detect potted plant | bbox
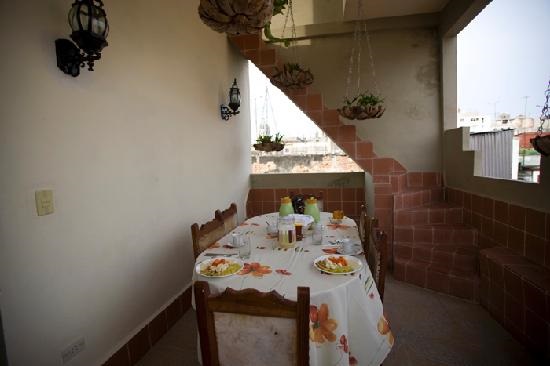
[271,62,314,89]
[338,92,385,120]
[530,80,550,156]
[253,133,285,152]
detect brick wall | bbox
[517,132,550,149]
[246,187,365,223]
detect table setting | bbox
[192,203,393,366]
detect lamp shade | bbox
[68,0,109,55]
[228,79,240,112]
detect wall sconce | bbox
[55,0,109,77]
[220,79,241,121]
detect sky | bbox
[249,62,319,141]
[458,0,550,119]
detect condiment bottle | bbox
[278,216,296,248]
[304,197,321,223]
[279,196,294,217]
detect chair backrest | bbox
[359,205,388,301]
[366,221,388,301]
[215,203,238,235]
[191,217,225,259]
[359,204,369,244]
[194,281,310,366]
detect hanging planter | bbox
[271,62,314,89]
[530,135,550,157]
[530,80,550,156]
[253,133,285,152]
[198,0,273,35]
[339,1,386,121]
[338,93,385,120]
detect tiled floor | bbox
[137,275,543,366]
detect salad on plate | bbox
[197,258,243,277]
[314,255,362,275]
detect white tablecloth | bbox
[192,212,393,366]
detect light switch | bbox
[35,190,54,216]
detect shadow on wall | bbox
[1,309,7,366]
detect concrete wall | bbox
[276,28,442,171]
[0,1,250,365]
[443,128,550,212]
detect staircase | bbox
[392,176,480,302]
[227,33,480,302]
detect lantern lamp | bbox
[221,79,241,121]
[55,0,109,77]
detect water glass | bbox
[238,236,251,259]
[231,233,242,247]
[312,223,323,245]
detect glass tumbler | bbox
[239,236,251,259]
[312,223,324,245]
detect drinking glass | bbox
[239,236,251,259]
[312,223,323,245]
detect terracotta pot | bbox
[531,135,550,157]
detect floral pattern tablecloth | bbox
[192,212,393,366]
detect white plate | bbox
[329,218,343,224]
[286,214,314,226]
[195,257,244,278]
[336,244,363,256]
[313,255,363,275]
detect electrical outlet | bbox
[61,337,85,364]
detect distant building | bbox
[457,110,493,132]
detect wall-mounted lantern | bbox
[55,0,109,77]
[220,79,241,121]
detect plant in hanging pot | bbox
[271,62,314,89]
[253,133,285,152]
[530,80,550,156]
[338,92,385,120]
[198,0,274,35]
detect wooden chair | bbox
[191,217,225,259]
[215,203,238,235]
[359,205,388,301]
[194,281,310,366]
[368,228,388,301]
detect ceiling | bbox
[270,0,451,30]
[343,0,451,20]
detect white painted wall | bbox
[443,128,550,212]
[0,1,250,365]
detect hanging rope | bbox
[344,0,380,98]
[270,0,314,89]
[365,25,380,96]
[339,0,384,120]
[537,79,550,134]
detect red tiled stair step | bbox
[393,258,480,301]
[394,187,444,209]
[394,242,478,273]
[394,224,478,245]
[395,203,463,226]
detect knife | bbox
[203,253,236,257]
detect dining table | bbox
[192,212,394,366]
